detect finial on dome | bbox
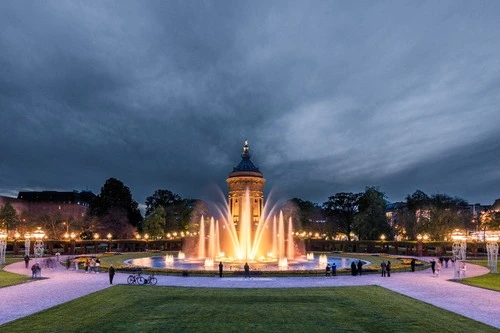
[242,139,250,157]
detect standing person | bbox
[108,264,115,284]
[436,261,442,277]
[219,262,223,278]
[350,262,357,276]
[410,258,416,272]
[357,260,363,275]
[460,262,466,278]
[24,255,30,269]
[96,258,101,273]
[386,261,391,277]
[244,262,250,278]
[444,257,450,268]
[84,258,89,273]
[380,260,387,277]
[430,259,436,275]
[325,263,331,277]
[331,263,337,276]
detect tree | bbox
[416,193,472,240]
[323,192,361,241]
[0,203,19,233]
[478,210,500,238]
[88,178,143,231]
[145,190,182,217]
[355,187,390,240]
[145,189,207,233]
[282,198,325,233]
[142,206,166,238]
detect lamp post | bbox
[0,231,7,265]
[107,233,112,252]
[451,231,466,279]
[70,232,76,255]
[33,227,45,259]
[13,231,20,255]
[417,234,423,256]
[93,233,99,254]
[486,236,499,274]
[144,233,149,251]
[24,233,32,257]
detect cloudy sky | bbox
[1,1,499,210]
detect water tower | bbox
[226,140,265,230]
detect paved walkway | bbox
[1,257,499,328]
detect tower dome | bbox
[226,140,265,230]
[228,140,263,178]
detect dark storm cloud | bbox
[1,1,499,211]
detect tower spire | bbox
[242,139,250,158]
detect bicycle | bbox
[144,272,158,285]
[127,271,145,285]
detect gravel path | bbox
[1,256,498,328]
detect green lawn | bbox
[1,286,496,332]
[0,257,31,288]
[0,269,31,288]
[460,260,500,291]
[460,272,500,291]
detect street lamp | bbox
[451,231,467,279]
[107,233,112,252]
[70,232,76,255]
[0,231,7,265]
[486,235,499,274]
[94,233,99,254]
[33,227,45,259]
[144,233,149,251]
[24,233,32,257]
[14,231,20,255]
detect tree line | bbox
[1,177,499,240]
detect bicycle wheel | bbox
[136,276,145,284]
[127,276,135,284]
[149,277,157,285]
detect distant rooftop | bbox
[17,190,96,205]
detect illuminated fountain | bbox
[178,251,185,260]
[127,141,367,271]
[194,197,297,267]
[165,254,174,266]
[318,254,328,266]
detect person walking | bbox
[430,259,436,275]
[108,264,115,284]
[244,262,250,278]
[380,260,387,277]
[386,261,391,277]
[24,255,30,269]
[96,258,101,273]
[436,261,441,277]
[410,258,416,272]
[357,260,363,275]
[219,262,223,278]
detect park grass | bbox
[0,257,31,288]
[0,269,31,288]
[1,286,496,333]
[458,259,500,291]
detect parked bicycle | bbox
[144,272,158,285]
[127,271,145,285]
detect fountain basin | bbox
[125,255,370,272]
